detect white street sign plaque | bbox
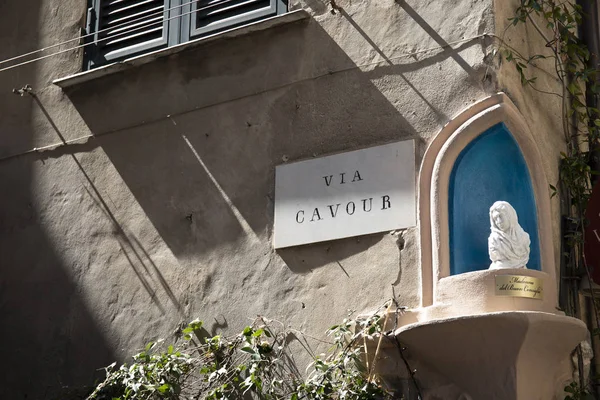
[274,140,415,248]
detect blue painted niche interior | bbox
[449,122,541,275]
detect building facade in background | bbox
[0,0,590,398]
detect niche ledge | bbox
[383,311,586,399]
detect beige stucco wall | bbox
[0,0,569,398]
[494,0,566,281]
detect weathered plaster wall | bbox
[0,0,534,398]
[0,2,116,399]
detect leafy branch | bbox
[86,301,420,400]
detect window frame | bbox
[85,0,287,70]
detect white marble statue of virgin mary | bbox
[488,201,530,269]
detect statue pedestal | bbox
[387,269,558,328]
[427,268,556,321]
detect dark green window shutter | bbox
[185,0,287,40]
[84,0,288,69]
[86,0,180,69]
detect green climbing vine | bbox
[502,0,600,398]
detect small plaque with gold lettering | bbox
[495,275,543,299]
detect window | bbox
[84,0,287,69]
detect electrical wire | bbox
[0,33,494,163]
[1,0,191,66]
[0,0,235,67]
[0,0,235,73]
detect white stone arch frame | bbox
[418,93,555,307]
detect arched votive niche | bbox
[448,122,541,275]
[377,95,589,400]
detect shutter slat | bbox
[197,0,264,15]
[103,0,159,16]
[102,26,163,47]
[102,15,163,37]
[101,0,133,6]
[194,0,273,31]
[102,5,164,28]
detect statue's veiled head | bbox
[490,201,519,233]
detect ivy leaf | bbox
[252,328,264,338]
[157,383,171,394]
[241,346,257,354]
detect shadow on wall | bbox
[0,4,490,398]
[62,9,485,273]
[278,233,388,274]
[0,3,115,399]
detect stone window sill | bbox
[53,9,310,89]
